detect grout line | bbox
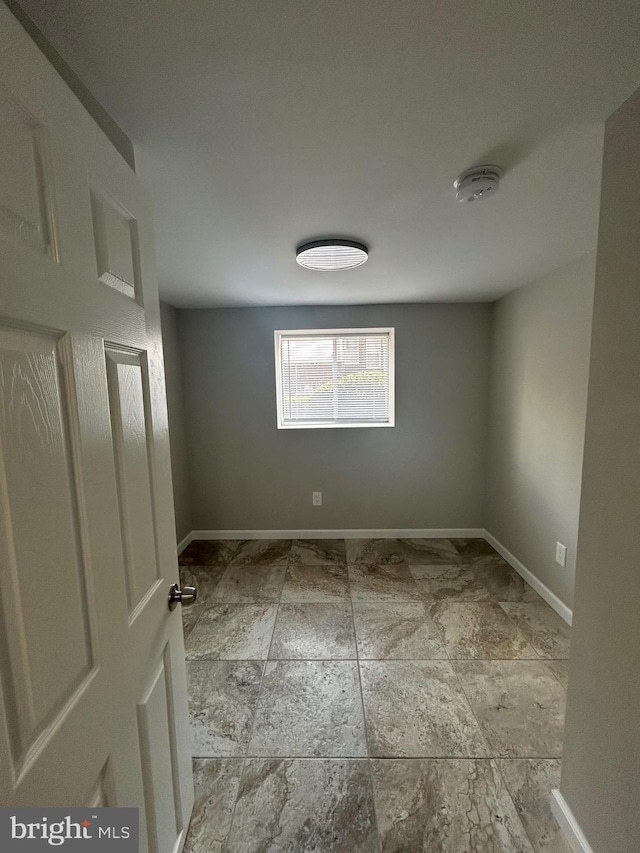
[446,658,494,758]
[345,543,383,852]
[200,756,566,762]
[491,756,541,852]
[237,545,312,763]
[493,757,564,762]
[544,659,571,689]
[495,601,544,660]
[241,659,269,767]
[184,655,563,663]
[182,604,204,646]
[220,754,249,850]
[348,563,370,761]
[184,555,248,850]
[261,542,292,664]
[263,604,281,664]
[439,655,552,662]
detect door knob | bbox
[168,583,198,611]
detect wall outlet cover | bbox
[312,491,322,506]
[555,542,567,567]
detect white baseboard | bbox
[188,528,485,541]
[483,530,573,626]
[177,531,193,555]
[550,789,593,853]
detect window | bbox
[274,327,395,429]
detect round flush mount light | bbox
[295,239,368,271]
[454,165,503,202]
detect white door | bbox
[0,7,194,853]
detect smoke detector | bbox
[454,165,503,202]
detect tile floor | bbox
[179,537,571,852]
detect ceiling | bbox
[16,0,640,307]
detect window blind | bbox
[275,328,395,429]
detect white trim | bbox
[176,531,193,555]
[483,530,572,625]
[188,528,486,541]
[275,420,394,430]
[550,790,594,853]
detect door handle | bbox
[168,583,198,611]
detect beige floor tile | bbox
[346,538,407,566]
[353,602,446,659]
[182,602,203,641]
[372,758,534,852]
[431,601,538,659]
[184,759,243,853]
[496,759,572,852]
[224,758,378,852]
[360,660,489,757]
[453,660,567,758]
[450,538,498,561]
[228,539,291,568]
[281,563,349,602]
[394,537,461,565]
[500,601,571,659]
[349,563,422,602]
[188,660,264,757]
[412,564,493,603]
[180,564,227,606]
[248,660,367,757]
[213,564,286,603]
[179,540,240,567]
[289,538,347,567]
[185,604,277,660]
[346,537,459,567]
[545,660,569,690]
[472,554,543,602]
[269,603,356,659]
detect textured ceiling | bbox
[16,0,640,306]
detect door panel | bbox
[105,347,160,615]
[137,646,185,853]
[90,185,140,301]
[0,325,95,768]
[0,83,59,261]
[0,5,193,849]
[86,760,116,809]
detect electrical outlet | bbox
[555,542,567,567]
[312,491,322,506]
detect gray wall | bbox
[485,253,595,609]
[160,302,192,543]
[559,87,640,852]
[178,304,492,531]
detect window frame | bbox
[274,326,395,430]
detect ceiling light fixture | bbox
[454,165,503,202]
[296,239,368,271]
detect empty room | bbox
[0,2,639,852]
